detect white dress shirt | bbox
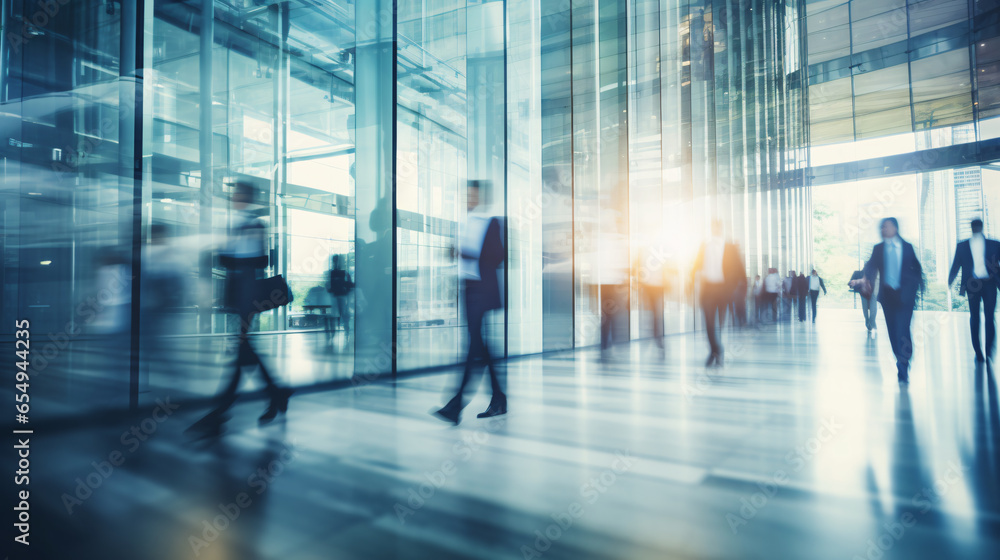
[460,210,494,281]
[970,233,989,279]
[883,236,903,289]
[764,273,781,293]
[701,237,725,284]
[809,275,821,291]
[227,210,266,259]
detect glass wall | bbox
[807,0,1000,313]
[1,0,812,415]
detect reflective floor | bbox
[24,310,1000,559]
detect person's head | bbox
[755,275,760,280]
[811,269,817,275]
[332,254,341,269]
[880,217,899,239]
[232,181,256,210]
[972,218,984,234]
[467,179,484,210]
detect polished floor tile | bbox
[20,309,1000,559]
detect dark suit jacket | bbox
[948,237,1000,296]
[862,238,923,308]
[463,217,505,311]
[794,275,809,296]
[221,217,269,314]
[691,241,745,292]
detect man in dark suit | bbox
[691,220,746,366]
[435,180,506,424]
[189,182,293,437]
[851,217,923,383]
[795,272,809,322]
[948,219,1000,362]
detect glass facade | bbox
[3,0,814,414]
[807,0,1000,313]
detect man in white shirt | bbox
[851,217,923,382]
[948,219,1000,362]
[435,180,507,424]
[763,268,781,322]
[691,220,745,366]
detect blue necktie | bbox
[885,243,900,290]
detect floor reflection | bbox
[27,310,1000,559]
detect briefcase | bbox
[253,274,294,313]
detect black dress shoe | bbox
[477,396,508,419]
[705,353,717,367]
[259,388,293,425]
[278,387,293,413]
[433,406,461,425]
[187,413,229,437]
[258,405,279,425]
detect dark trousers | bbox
[809,290,819,320]
[642,285,664,346]
[967,280,997,358]
[880,288,914,378]
[763,292,779,321]
[600,283,628,352]
[797,294,807,321]
[734,289,747,327]
[213,311,281,415]
[701,282,728,356]
[453,292,504,408]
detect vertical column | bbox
[540,0,574,351]
[273,2,290,330]
[121,0,146,410]
[468,0,507,355]
[354,0,396,376]
[572,0,598,347]
[597,0,630,338]
[198,0,213,334]
[506,0,544,355]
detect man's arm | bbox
[948,243,962,288]
[988,240,1000,283]
[861,245,879,284]
[820,277,827,295]
[481,218,504,269]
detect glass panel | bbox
[909,0,968,35]
[911,48,972,129]
[807,3,850,64]
[395,1,469,370]
[809,77,854,145]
